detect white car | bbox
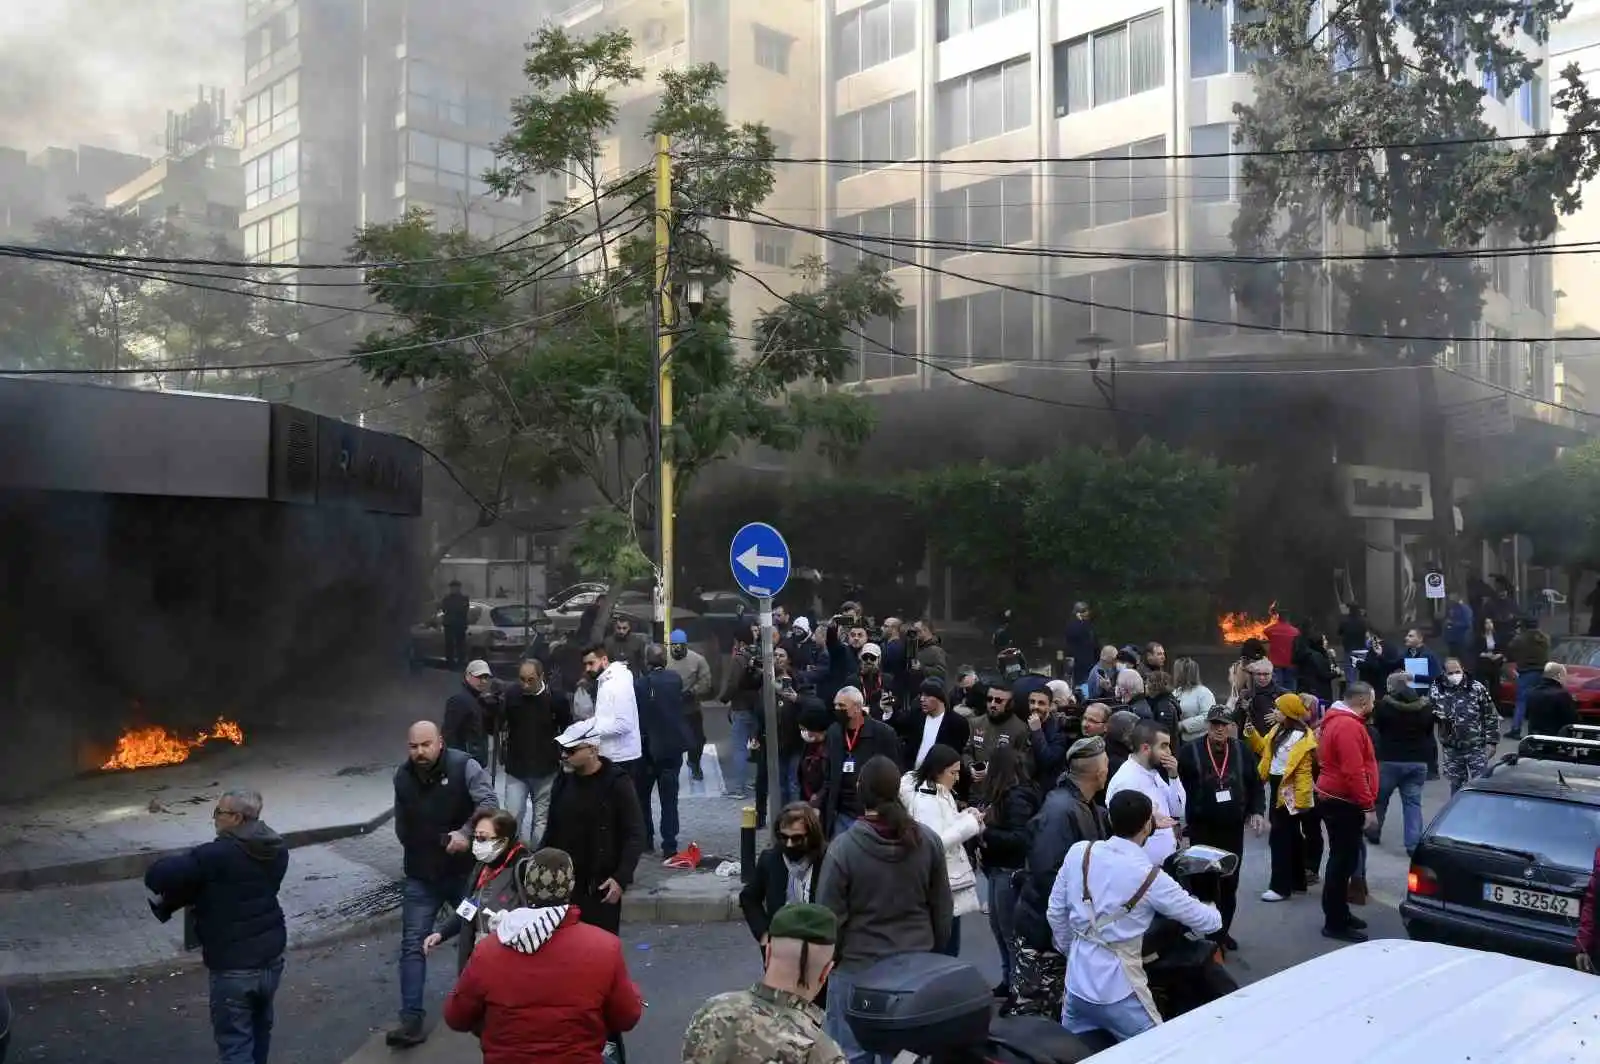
[410,599,551,670]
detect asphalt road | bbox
[7,826,1406,1064]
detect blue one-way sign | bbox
[729,522,791,599]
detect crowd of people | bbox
[141,591,1600,1064]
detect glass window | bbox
[967,179,1002,246]
[243,205,298,264]
[1193,263,1232,337]
[938,0,1029,41]
[1054,163,1091,234]
[1052,273,1093,352]
[246,3,300,82]
[859,310,918,380]
[1129,136,1167,219]
[936,296,969,359]
[1093,25,1130,106]
[1003,288,1034,358]
[243,73,299,146]
[834,94,917,177]
[1095,268,1133,349]
[938,57,1031,149]
[1129,13,1164,95]
[754,24,793,74]
[892,95,917,158]
[934,186,966,260]
[1190,123,1234,203]
[1520,71,1543,126]
[1092,150,1131,227]
[1431,792,1600,872]
[1189,0,1228,77]
[836,0,916,78]
[1001,173,1032,243]
[244,140,300,210]
[753,225,793,267]
[1131,263,1167,345]
[970,290,1005,364]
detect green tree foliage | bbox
[1467,440,1600,569]
[349,28,899,583]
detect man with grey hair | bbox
[145,787,288,1064]
[1318,683,1379,941]
[820,685,900,839]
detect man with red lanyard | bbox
[1176,706,1265,952]
[817,686,900,839]
[1577,842,1600,974]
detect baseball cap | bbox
[466,660,493,678]
[860,642,882,660]
[555,719,601,749]
[1205,705,1232,723]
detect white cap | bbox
[555,719,601,749]
[466,660,493,678]
[792,617,812,633]
[860,642,882,659]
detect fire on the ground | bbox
[1217,602,1277,645]
[101,717,245,771]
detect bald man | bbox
[389,721,498,1048]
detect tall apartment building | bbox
[240,0,550,274]
[1550,0,1600,412]
[553,0,822,361]
[818,0,1557,403]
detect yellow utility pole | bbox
[653,133,675,641]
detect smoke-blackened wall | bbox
[0,491,423,799]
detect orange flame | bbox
[101,717,245,771]
[1218,602,1279,645]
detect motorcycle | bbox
[844,846,1240,1063]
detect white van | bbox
[1084,939,1597,1063]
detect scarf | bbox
[782,854,813,904]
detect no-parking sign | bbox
[1424,571,1446,599]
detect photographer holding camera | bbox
[144,788,288,1064]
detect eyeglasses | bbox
[472,834,498,843]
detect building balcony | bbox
[612,41,686,103]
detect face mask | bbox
[471,839,503,862]
[1446,671,1464,684]
[783,841,808,857]
[799,730,819,744]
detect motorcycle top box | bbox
[844,952,993,1057]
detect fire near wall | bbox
[0,490,423,801]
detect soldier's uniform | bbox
[1430,675,1501,792]
[681,983,844,1064]
[682,902,845,1064]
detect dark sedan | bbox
[1400,735,1600,966]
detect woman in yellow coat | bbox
[1243,693,1319,902]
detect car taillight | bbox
[1408,864,1440,898]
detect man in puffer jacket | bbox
[445,848,643,1064]
[1371,671,1436,854]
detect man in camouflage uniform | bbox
[682,902,845,1064]
[1429,656,1501,794]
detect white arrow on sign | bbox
[736,544,785,576]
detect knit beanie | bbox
[521,847,575,905]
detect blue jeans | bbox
[987,869,1019,988]
[504,773,555,844]
[728,709,758,794]
[209,958,284,1064]
[1064,992,1157,1042]
[1275,666,1297,691]
[1376,761,1428,851]
[400,876,458,1020]
[830,813,858,840]
[941,914,962,958]
[1513,669,1540,731]
[782,751,801,806]
[824,967,894,1064]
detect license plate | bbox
[1482,882,1578,917]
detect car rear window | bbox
[1548,640,1600,668]
[1430,791,1600,870]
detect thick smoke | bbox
[0,0,238,153]
[0,491,424,800]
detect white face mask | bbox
[1446,671,1465,685]
[471,839,504,863]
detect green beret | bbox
[767,902,837,945]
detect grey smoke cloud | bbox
[0,0,240,154]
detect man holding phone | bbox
[1104,721,1186,866]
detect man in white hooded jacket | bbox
[581,642,642,767]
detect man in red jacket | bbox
[1264,611,1302,692]
[1577,843,1600,973]
[444,847,643,1063]
[1316,682,1379,944]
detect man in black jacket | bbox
[145,787,288,1064]
[817,686,901,838]
[542,719,647,935]
[502,659,571,844]
[443,659,497,768]
[636,644,690,855]
[1008,736,1110,1019]
[389,720,498,1047]
[1177,706,1265,951]
[1525,662,1579,737]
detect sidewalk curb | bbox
[1,907,403,990]
[0,809,396,892]
[621,887,743,925]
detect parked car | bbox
[409,599,552,672]
[542,583,609,633]
[1494,635,1600,717]
[1400,733,1600,966]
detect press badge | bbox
[842,759,856,774]
[455,899,480,921]
[1214,790,1232,803]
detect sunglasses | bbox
[986,695,1009,705]
[779,832,808,843]
[861,655,879,663]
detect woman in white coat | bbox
[901,743,984,956]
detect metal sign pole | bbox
[759,595,782,832]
